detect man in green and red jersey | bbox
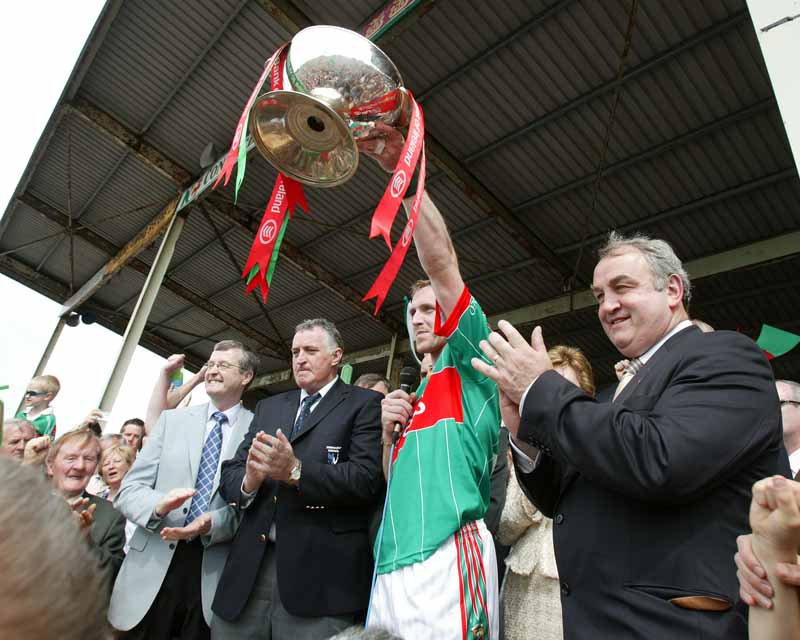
[361,126,501,639]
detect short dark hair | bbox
[409,279,432,298]
[121,418,144,430]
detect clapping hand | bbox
[161,513,211,541]
[471,321,552,405]
[154,487,196,518]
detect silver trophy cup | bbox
[248,25,412,188]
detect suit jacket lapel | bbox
[292,380,349,443]
[187,404,209,482]
[617,325,698,402]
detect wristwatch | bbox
[289,459,302,482]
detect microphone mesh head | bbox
[399,366,419,388]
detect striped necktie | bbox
[291,393,320,439]
[613,357,643,401]
[185,411,226,525]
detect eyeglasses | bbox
[204,361,242,372]
[781,400,800,408]
[24,390,48,397]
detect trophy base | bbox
[249,90,358,188]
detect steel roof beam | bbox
[66,99,191,187]
[206,199,405,334]
[17,191,286,357]
[464,10,749,165]
[0,252,204,370]
[247,228,800,388]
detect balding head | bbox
[2,420,36,460]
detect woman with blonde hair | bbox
[498,345,595,640]
[98,444,135,502]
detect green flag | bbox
[756,324,800,359]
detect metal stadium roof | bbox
[2,0,798,399]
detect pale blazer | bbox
[108,403,253,631]
[498,470,559,579]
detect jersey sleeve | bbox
[434,286,492,381]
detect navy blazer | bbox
[515,326,789,639]
[213,379,383,621]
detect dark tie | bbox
[185,411,226,525]
[291,393,321,439]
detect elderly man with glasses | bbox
[108,340,258,640]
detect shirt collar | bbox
[789,448,800,478]
[637,319,693,365]
[300,376,338,403]
[207,401,242,426]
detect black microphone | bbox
[393,365,420,444]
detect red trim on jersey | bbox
[434,286,471,339]
[465,524,488,618]
[455,530,468,640]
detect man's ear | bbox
[665,274,684,309]
[241,369,254,388]
[331,348,343,368]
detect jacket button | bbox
[561,582,570,596]
[555,513,564,525]
[273,496,277,503]
[183,507,188,514]
[169,543,175,550]
[259,534,267,543]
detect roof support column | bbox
[15,316,67,415]
[99,206,185,411]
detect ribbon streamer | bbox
[369,95,424,249]
[213,46,286,196]
[363,139,426,314]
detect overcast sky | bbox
[0,2,206,432]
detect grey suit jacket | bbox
[107,403,253,630]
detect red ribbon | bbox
[239,44,309,303]
[213,45,285,191]
[369,95,424,249]
[242,175,308,302]
[363,138,426,314]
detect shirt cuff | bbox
[240,479,257,509]
[509,435,541,474]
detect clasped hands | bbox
[735,475,800,609]
[243,429,299,493]
[470,320,553,437]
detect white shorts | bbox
[369,519,498,640]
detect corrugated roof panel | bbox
[26,115,129,217]
[81,0,241,133]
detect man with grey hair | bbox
[473,231,787,638]
[109,340,258,639]
[212,318,383,639]
[1,418,36,460]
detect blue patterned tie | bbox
[291,393,320,439]
[186,411,226,525]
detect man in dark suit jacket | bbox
[212,318,384,640]
[473,232,788,639]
